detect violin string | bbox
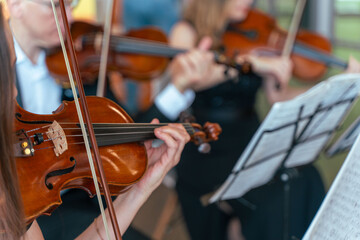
[84,33,174,50]
[31,129,194,147]
[60,126,195,131]
[26,125,194,133]
[44,138,56,143]
[34,135,163,153]
[24,123,196,147]
[34,146,55,151]
[37,122,192,126]
[34,128,194,140]
[110,36,184,54]
[110,41,182,57]
[25,128,195,140]
[24,123,193,135]
[34,135,158,152]
[57,123,195,132]
[25,125,52,134]
[82,33,183,57]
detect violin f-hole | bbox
[45,157,76,190]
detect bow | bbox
[50,0,123,239]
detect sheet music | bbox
[210,73,360,203]
[326,115,360,156]
[303,133,360,240]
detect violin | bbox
[222,9,348,82]
[14,96,222,223]
[46,21,238,87]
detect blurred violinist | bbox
[156,0,327,239]
[0,2,192,239]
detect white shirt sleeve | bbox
[154,84,195,121]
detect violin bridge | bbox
[46,121,68,157]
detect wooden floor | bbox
[130,184,190,240]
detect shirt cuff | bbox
[154,84,195,121]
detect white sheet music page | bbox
[303,133,360,240]
[209,73,360,203]
[326,115,360,156]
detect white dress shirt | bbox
[14,38,193,118]
[14,39,63,114]
[155,84,195,120]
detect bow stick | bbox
[96,0,114,97]
[52,1,122,239]
[96,0,123,97]
[282,0,307,57]
[275,0,307,90]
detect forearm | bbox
[76,187,149,240]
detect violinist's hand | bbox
[244,55,293,90]
[346,56,360,73]
[170,37,228,92]
[76,118,189,240]
[134,118,190,196]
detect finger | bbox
[150,118,160,124]
[167,123,191,142]
[155,125,189,157]
[186,51,204,70]
[185,53,208,79]
[144,139,154,152]
[198,36,212,51]
[179,54,197,75]
[154,129,180,164]
[159,129,189,164]
[144,119,160,150]
[155,126,187,145]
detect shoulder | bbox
[169,21,197,49]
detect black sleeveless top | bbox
[177,73,262,195]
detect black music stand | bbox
[209,74,360,240]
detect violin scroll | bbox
[179,110,222,153]
[189,122,222,154]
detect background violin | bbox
[14,96,221,223]
[46,21,239,88]
[46,21,170,87]
[222,9,348,82]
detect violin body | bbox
[15,97,147,223]
[223,9,332,82]
[15,96,222,223]
[46,21,169,86]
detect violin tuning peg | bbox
[198,143,211,154]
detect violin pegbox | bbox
[46,121,68,157]
[190,122,222,154]
[202,122,222,142]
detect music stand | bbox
[209,73,360,240]
[326,114,360,157]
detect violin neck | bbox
[89,123,194,146]
[84,34,229,66]
[293,42,348,69]
[110,36,186,58]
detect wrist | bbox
[172,77,189,93]
[115,184,150,207]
